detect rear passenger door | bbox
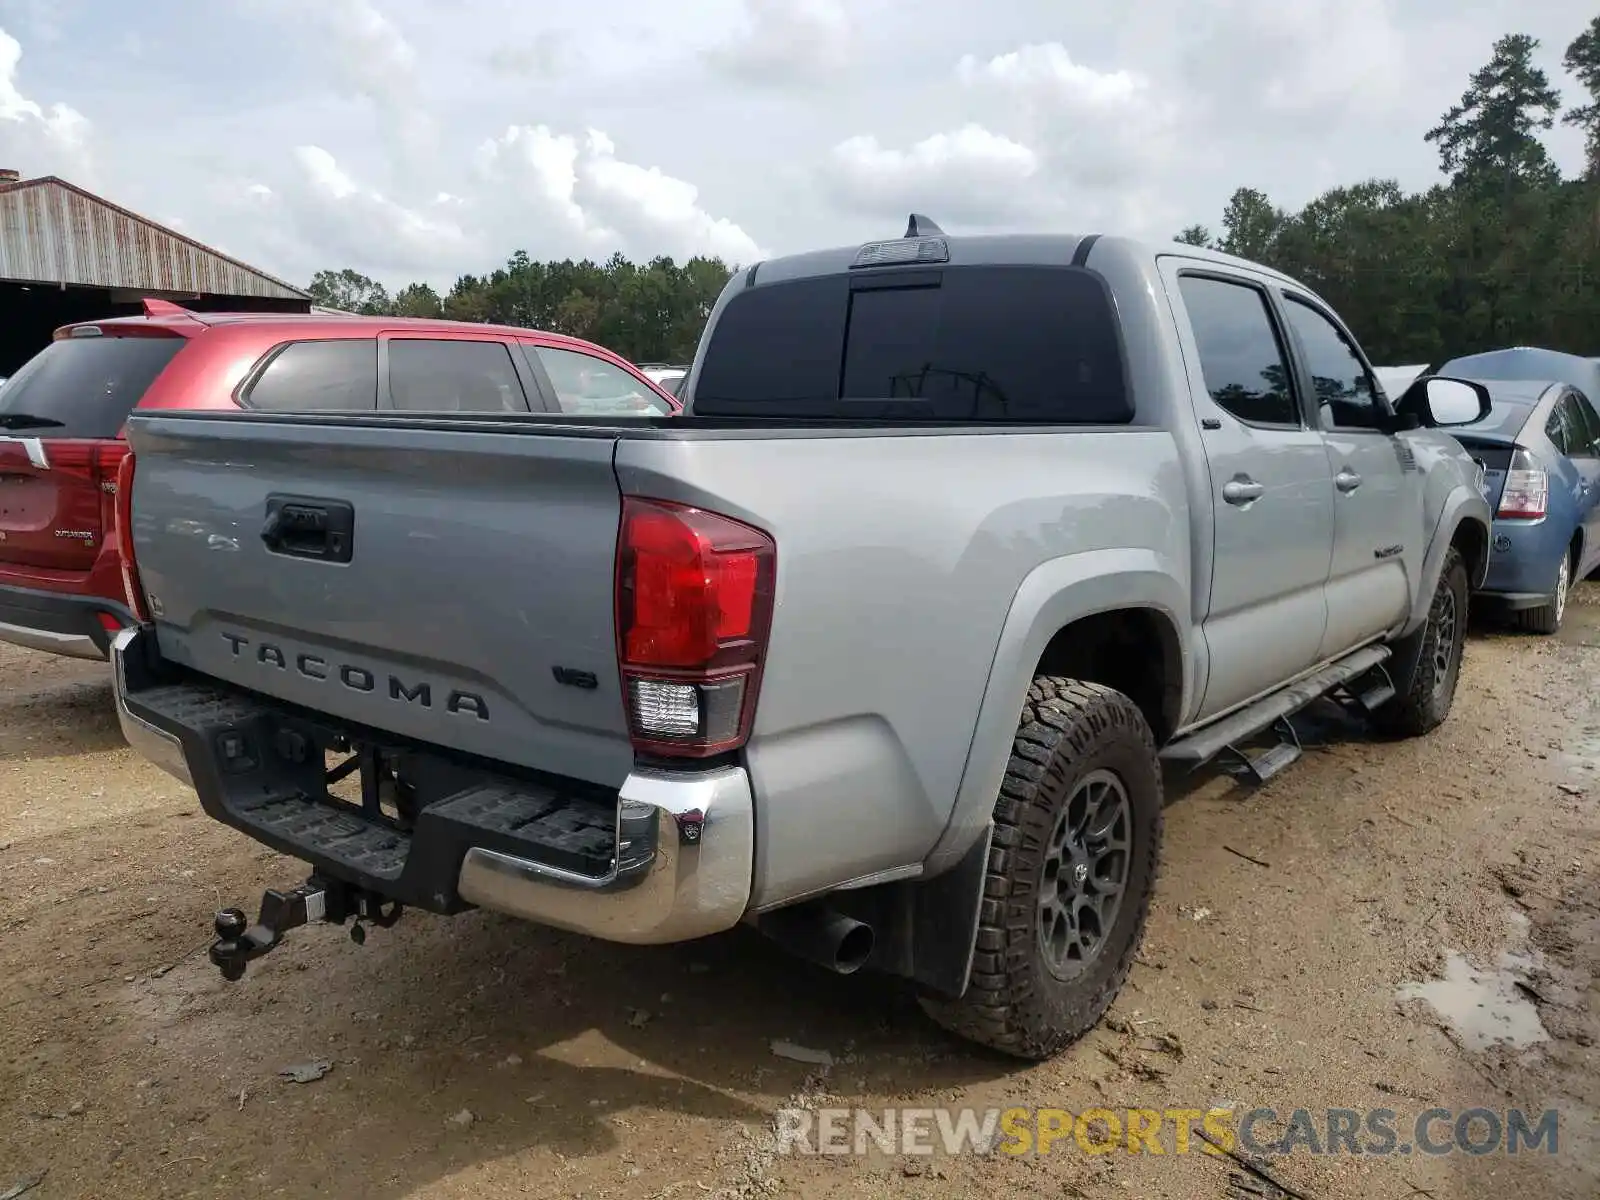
[1161,263,1336,719]
[1277,291,1416,659]
[378,336,535,414]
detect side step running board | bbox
[1219,716,1302,784]
[1160,645,1392,774]
[1347,663,1397,712]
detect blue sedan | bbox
[1434,350,1600,633]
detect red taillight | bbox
[1497,448,1548,520]
[615,497,776,757]
[115,451,150,621]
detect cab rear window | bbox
[0,334,185,438]
[692,264,1132,423]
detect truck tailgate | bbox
[123,413,633,789]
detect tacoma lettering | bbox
[221,633,489,720]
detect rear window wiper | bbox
[0,413,66,430]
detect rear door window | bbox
[246,340,377,411]
[387,338,529,413]
[0,333,185,437]
[692,265,1132,422]
[1176,276,1299,427]
[532,346,674,415]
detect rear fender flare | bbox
[920,548,1190,877]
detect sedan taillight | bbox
[1497,448,1548,520]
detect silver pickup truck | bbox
[110,222,1493,1060]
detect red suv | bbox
[0,301,681,661]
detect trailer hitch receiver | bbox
[209,876,403,982]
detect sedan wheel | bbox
[1516,549,1571,636]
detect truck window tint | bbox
[533,346,673,415]
[1281,296,1383,431]
[692,266,1132,423]
[1177,276,1298,427]
[0,334,184,438]
[388,339,527,413]
[247,340,377,411]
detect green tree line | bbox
[1176,17,1600,364]
[311,17,1600,370]
[306,252,734,365]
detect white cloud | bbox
[0,27,91,180]
[956,42,1148,111]
[957,42,1182,188]
[827,125,1041,223]
[825,41,1183,231]
[1151,0,1409,130]
[485,29,568,80]
[704,0,853,86]
[473,125,765,267]
[275,0,436,169]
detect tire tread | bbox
[920,678,1162,1059]
[1370,546,1467,737]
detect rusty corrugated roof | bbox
[0,176,308,299]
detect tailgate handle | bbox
[261,496,354,564]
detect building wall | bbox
[0,179,305,300]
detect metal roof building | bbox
[0,169,310,373]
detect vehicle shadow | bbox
[0,669,125,762]
[107,871,1012,1197]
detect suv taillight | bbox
[615,497,776,757]
[1498,448,1548,519]
[115,452,150,621]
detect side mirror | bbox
[1395,375,1492,429]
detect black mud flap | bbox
[825,825,994,1000]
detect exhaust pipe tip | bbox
[833,920,874,974]
[758,905,876,976]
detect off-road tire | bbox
[1513,547,1571,636]
[919,678,1163,1060]
[1369,546,1468,738]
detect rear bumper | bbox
[110,627,755,945]
[1476,518,1569,602]
[0,583,131,660]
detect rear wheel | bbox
[919,678,1162,1060]
[1514,547,1572,635]
[1369,546,1468,738]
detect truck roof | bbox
[745,222,1302,290]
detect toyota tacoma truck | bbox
[110,220,1494,1060]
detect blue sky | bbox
[0,0,1593,292]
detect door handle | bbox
[1336,469,1362,493]
[261,495,355,563]
[1222,477,1265,506]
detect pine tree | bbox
[1563,17,1600,178]
[1425,33,1562,190]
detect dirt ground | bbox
[2,597,1598,1200]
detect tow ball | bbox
[208,876,404,982]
